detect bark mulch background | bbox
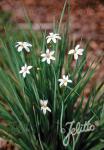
[0,0,104,149]
[0,0,104,49]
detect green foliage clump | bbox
[0,1,104,150]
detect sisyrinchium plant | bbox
[0,1,104,150]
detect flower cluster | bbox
[58,75,72,87]
[15,42,32,52]
[16,42,33,78]
[15,33,84,115]
[41,49,55,64]
[40,100,51,115]
[68,44,84,60]
[46,33,61,43]
[19,64,33,78]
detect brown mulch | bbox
[0,138,18,150]
[0,0,104,47]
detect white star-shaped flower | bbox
[68,44,84,60]
[15,42,32,52]
[58,75,72,87]
[19,64,33,78]
[40,100,51,115]
[41,49,55,64]
[46,32,61,44]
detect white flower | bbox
[68,44,84,60]
[15,42,32,52]
[58,75,72,87]
[40,100,51,115]
[19,64,33,78]
[46,32,61,43]
[41,49,55,64]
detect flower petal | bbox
[66,75,69,80]
[63,75,66,79]
[24,46,30,52]
[24,64,27,68]
[46,49,50,54]
[75,44,80,51]
[47,107,51,112]
[43,108,47,115]
[74,53,78,60]
[23,72,26,78]
[55,35,61,40]
[68,80,72,83]
[52,38,57,43]
[76,49,84,55]
[64,82,67,86]
[47,59,51,64]
[50,51,55,55]
[43,100,48,106]
[58,79,63,82]
[60,82,64,87]
[23,42,32,47]
[47,38,51,44]
[27,66,33,70]
[42,57,46,62]
[41,53,46,57]
[50,56,55,60]
[40,100,44,106]
[15,44,19,47]
[26,70,30,74]
[68,49,75,54]
[19,70,23,74]
[16,42,22,44]
[17,46,23,52]
[49,33,54,36]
